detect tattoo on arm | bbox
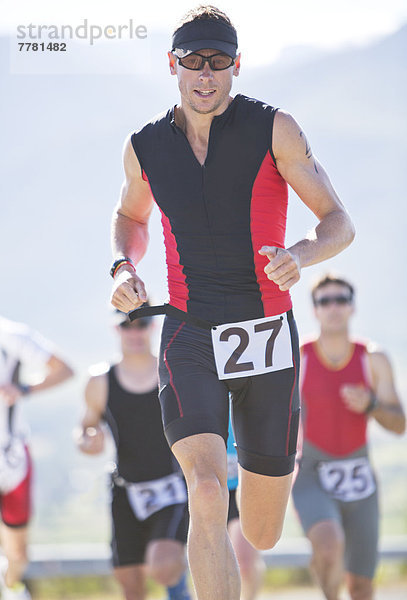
[300,131,319,173]
[300,131,312,158]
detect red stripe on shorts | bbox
[163,322,185,418]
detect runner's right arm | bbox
[110,134,154,313]
[75,372,108,455]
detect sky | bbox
[2,0,407,67]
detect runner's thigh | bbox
[342,490,379,578]
[159,317,230,447]
[292,458,341,534]
[111,484,147,567]
[231,312,300,477]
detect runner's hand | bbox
[258,246,301,291]
[75,426,105,454]
[0,383,22,406]
[340,384,371,413]
[110,267,147,313]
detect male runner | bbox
[227,421,264,600]
[0,314,73,600]
[76,310,190,600]
[109,6,355,599]
[292,274,405,600]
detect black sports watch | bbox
[18,383,31,396]
[365,392,379,414]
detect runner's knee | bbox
[149,555,185,587]
[309,522,345,567]
[237,553,263,579]
[188,474,228,523]
[146,539,187,587]
[347,574,373,600]
[241,518,283,551]
[313,542,343,570]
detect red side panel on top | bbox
[250,150,292,317]
[159,209,189,312]
[142,171,188,312]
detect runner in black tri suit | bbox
[109,6,355,599]
[76,311,190,600]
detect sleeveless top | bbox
[131,94,292,324]
[300,341,371,456]
[103,366,179,482]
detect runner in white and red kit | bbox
[0,315,73,600]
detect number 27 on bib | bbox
[211,313,293,380]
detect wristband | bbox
[18,383,31,396]
[365,392,378,414]
[110,257,135,279]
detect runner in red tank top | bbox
[293,274,405,600]
[301,340,371,456]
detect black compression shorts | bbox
[111,483,188,567]
[158,312,300,477]
[227,489,239,523]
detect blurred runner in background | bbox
[76,310,191,600]
[293,274,405,600]
[0,315,73,600]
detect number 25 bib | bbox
[211,313,293,380]
[318,457,376,502]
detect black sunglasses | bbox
[173,51,235,71]
[119,317,152,330]
[314,295,353,307]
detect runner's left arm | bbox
[0,353,73,406]
[341,351,405,434]
[26,354,74,393]
[259,111,355,291]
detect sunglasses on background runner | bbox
[173,51,235,71]
[119,317,152,330]
[314,295,353,307]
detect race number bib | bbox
[126,472,187,521]
[318,457,376,502]
[0,438,29,494]
[211,313,293,380]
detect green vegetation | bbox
[27,563,407,599]
[29,575,171,599]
